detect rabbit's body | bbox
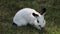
[13,8,46,30]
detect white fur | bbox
[13,8,46,30]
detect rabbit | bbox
[13,8,46,30]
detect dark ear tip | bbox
[32,13,39,17]
[40,8,46,15]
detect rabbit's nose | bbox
[39,25,41,28]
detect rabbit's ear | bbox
[32,13,39,17]
[40,8,46,16]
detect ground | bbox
[0,0,60,34]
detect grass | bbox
[0,0,60,34]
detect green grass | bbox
[0,0,60,34]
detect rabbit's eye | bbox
[37,20,39,23]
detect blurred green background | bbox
[0,0,60,34]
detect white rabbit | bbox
[13,8,46,30]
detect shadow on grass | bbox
[38,28,48,34]
[11,23,48,34]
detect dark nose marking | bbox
[13,23,17,27]
[39,25,41,28]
